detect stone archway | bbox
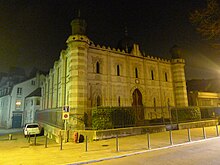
[132,89,144,126]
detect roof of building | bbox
[187,79,220,93]
[26,88,41,98]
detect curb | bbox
[69,136,220,165]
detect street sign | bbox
[62,112,69,120]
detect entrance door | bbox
[12,113,22,128]
[132,89,144,125]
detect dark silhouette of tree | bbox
[190,0,220,40]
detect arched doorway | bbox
[132,89,144,126]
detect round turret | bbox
[71,10,87,35]
[170,45,182,59]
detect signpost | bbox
[63,106,70,142]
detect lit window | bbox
[16,100,22,109]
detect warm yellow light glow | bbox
[16,101,21,105]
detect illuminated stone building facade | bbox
[41,15,188,129]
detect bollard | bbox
[216,125,219,137]
[28,133,31,143]
[116,134,119,152]
[187,128,191,142]
[34,134,37,146]
[45,134,48,148]
[147,132,151,150]
[85,136,88,152]
[8,134,12,140]
[202,127,206,139]
[60,132,63,150]
[169,130,173,145]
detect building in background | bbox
[0,71,45,128]
[41,14,188,130]
[187,79,220,107]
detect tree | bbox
[190,0,220,40]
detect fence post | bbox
[28,133,31,143]
[116,134,119,152]
[147,132,151,150]
[202,127,206,139]
[216,125,219,137]
[187,128,191,142]
[60,131,63,150]
[34,134,37,146]
[169,130,173,145]
[45,134,48,148]
[85,136,88,152]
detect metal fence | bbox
[35,106,220,130]
[35,108,64,129]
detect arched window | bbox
[96,62,100,74]
[135,68,138,78]
[117,65,120,76]
[118,96,121,106]
[165,72,168,82]
[151,70,154,80]
[97,95,101,106]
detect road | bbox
[92,137,220,165]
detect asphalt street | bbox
[92,137,220,165]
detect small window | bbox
[165,72,168,82]
[135,68,138,78]
[31,80,35,85]
[117,65,120,76]
[17,88,22,95]
[118,96,121,106]
[96,62,100,74]
[31,100,33,106]
[151,70,154,80]
[36,99,40,105]
[97,95,101,106]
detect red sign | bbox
[62,112,69,120]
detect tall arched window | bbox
[151,70,154,80]
[96,62,100,74]
[135,68,138,78]
[117,65,120,76]
[165,72,168,82]
[97,95,101,106]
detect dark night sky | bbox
[0,0,220,80]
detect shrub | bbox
[171,107,201,123]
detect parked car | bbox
[23,123,40,137]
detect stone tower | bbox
[170,45,188,107]
[66,12,90,129]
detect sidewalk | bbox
[0,126,219,165]
[0,128,22,135]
